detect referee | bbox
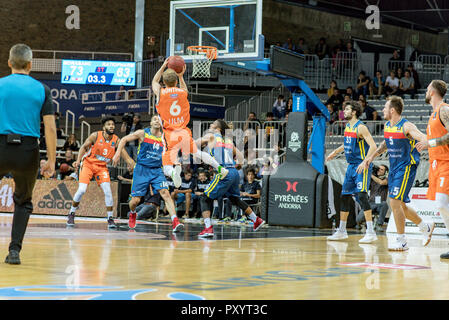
[0,44,56,265]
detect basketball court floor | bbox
[0,213,448,300]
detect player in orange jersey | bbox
[152,59,228,188]
[416,80,449,259]
[66,117,133,228]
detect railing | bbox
[81,121,91,144]
[65,110,75,135]
[31,49,133,73]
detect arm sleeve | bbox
[41,84,55,116]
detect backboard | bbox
[168,0,264,62]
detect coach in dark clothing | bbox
[0,44,56,264]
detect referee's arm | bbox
[41,85,57,178]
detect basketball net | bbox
[187,46,217,78]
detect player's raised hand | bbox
[176,64,186,77]
[112,153,121,167]
[416,141,429,152]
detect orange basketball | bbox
[59,163,70,173]
[167,55,185,73]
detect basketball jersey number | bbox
[103,148,108,156]
[345,136,351,144]
[440,177,445,188]
[103,171,108,179]
[170,100,181,116]
[389,137,394,145]
[392,186,400,196]
[357,182,363,190]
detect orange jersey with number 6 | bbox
[156,87,190,130]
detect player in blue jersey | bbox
[195,120,265,237]
[326,101,379,243]
[366,96,435,251]
[112,115,183,232]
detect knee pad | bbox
[357,192,371,211]
[100,182,114,207]
[229,196,250,212]
[73,183,88,202]
[340,194,352,212]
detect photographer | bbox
[356,164,389,231]
[120,113,142,160]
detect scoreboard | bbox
[61,60,136,86]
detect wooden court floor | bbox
[0,213,448,300]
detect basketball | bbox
[167,55,185,73]
[59,163,70,173]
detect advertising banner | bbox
[0,179,117,218]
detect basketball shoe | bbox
[198,226,214,238]
[128,212,137,229]
[172,217,184,232]
[253,217,265,231]
[67,213,75,227]
[4,250,20,265]
[421,222,435,246]
[388,236,409,251]
[327,229,348,241]
[358,232,378,243]
[108,217,117,228]
[172,165,182,188]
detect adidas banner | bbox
[0,179,118,217]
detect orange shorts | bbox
[79,161,110,185]
[162,127,198,166]
[427,159,449,200]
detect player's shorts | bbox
[79,161,110,185]
[204,168,240,200]
[388,164,417,203]
[162,127,198,166]
[341,163,372,195]
[427,159,449,201]
[131,164,168,197]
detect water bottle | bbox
[57,173,61,180]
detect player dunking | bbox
[67,117,131,228]
[326,101,379,243]
[366,96,434,251]
[195,120,265,237]
[416,80,449,259]
[112,114,183,232]
[152,59,228,188]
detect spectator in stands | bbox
[407,63,421,89]
[117,166,133,183]
[369,70,384,99]
[116,85,126,100]
[286,97,293,114]
[388,49,403,72]
[172,169,195,218]
[333,39,345,54]
[356,71,370,97]
[63,133,79,151]
[345,41,355,54]
[272,94,286,119]
[359,95,378,121]
[314,37,329,60]
[326,88,344,109]
[327,80,338,98]
[37,159,50,180]
[283,38,296,51]
[55,112,63,139]
[240,169,261,206]
[343,94,351,102]
[135,186,161,220]
[356,164,389,231]
[399,70,416,99]
[192,170,211,218]
[296,38,309,54]
[345,86,357,100]
[327,104,339,125]
[243,111,262,131]
[385,70,399,96]
[57,150,75,180]
[121,113,142,160]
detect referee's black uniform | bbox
[0,70,55,264]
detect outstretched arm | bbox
[176,65,188,93]
[74,132,98,168]
[326,144,344,161]
[112,130,144,166]
[152,58,169,102]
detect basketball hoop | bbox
[187,46,217,78]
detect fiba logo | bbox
[365,5,380,30]
[288,132,301,152]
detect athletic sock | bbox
[171,215,176,221]
[339,220,347,232]
[247,212,257,222]
[204,218,211,228]
[418,221,427,232]
[366,221,374,233]
[107,211,113,219]
[70,206,78,214]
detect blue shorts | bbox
[388,164,417,203]
[175,193,197,204]
[131,164,168,197]
[341,163,372,195]
[204,168,240,200]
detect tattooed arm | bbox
[430,105,449,147]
